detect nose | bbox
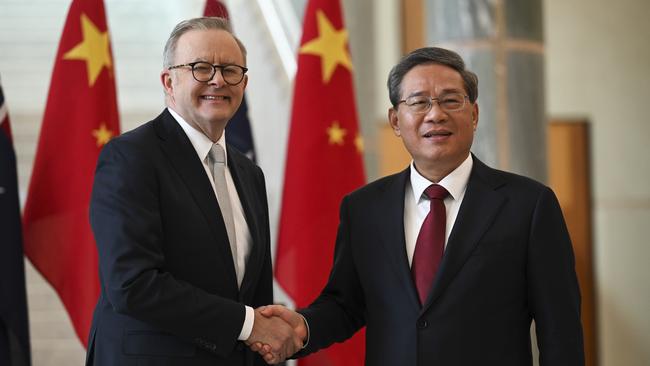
[424,100,448,123]
[208,68,226,87]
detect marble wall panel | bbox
[507,51,547,182]
[505,0,544,41]
[463,49,500,169]
[425,0,496,41]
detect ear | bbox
[388,107,401,136]
[471,102,479,131]
[161,69,173,96]
[242,74,248,91]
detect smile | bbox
[423,130,452,138]
[201,95,229,101]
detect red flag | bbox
[203,0,229,18]
[275,0,366,364]
[22,0,120,347]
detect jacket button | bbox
[417,320,428,329]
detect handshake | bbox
[245,305,308,364]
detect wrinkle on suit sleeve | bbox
[90,139,245,357]
[526,186,585,365]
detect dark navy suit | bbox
[299,156,584,366]
[86,109,272,366]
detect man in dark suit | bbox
[255,47,584,365]
[86,17,301,366]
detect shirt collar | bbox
[409,154,473,203]
[168,107,228,165]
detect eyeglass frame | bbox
[167,61,248,85]
[397,92,470,114]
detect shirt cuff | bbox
[237,305,254,341]
[299,314,310,349]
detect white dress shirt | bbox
[168,108,254,340]
[404,154,473,266]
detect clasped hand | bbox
[245,305,307,364]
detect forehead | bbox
[400,63,465,95]
[174,28,244,64]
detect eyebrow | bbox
[405,88,464,98]
[189,58,241,65]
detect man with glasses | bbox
[86,17,301,366]
[254,47,584,365]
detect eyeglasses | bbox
[168,61,248,85]
[398,92,469,114]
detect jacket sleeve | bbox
[527,186,585,365]
[297,194,366,355]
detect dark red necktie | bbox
[411,184,449,305]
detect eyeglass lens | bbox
[406,93,466,113]
[191,62,245,85]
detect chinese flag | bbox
[275,0,366,365]
[22,0,120,347]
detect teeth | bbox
[202,96,226,100]
[424,131,449,137]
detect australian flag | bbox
[204,0,257,162]
[0,78,32,366]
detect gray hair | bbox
[163,17,247,68]
[387,47,478,107]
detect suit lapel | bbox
[377,168,422,310]
[227,147,264,301]
[422,157,506,311]
[154,110,239,288]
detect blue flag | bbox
[226,98,256,162]
[0,80,32,366]
[203,0,257,162]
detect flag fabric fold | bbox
[0,77,32,366]
[204,0,257,161]
[275,0,366,364]
[22,0,120,347]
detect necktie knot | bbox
[209,143,226,165]
[424,184,449,201]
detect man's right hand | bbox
[249,305,308,364]
[245,307,303,364]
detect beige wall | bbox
[544,0,650,365]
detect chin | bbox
[422,150,448,161]
[202,112,231,122]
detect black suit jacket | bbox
[299,156,584,366]
[86,110,272,366]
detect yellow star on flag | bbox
[300,9,353,83]
[92,123,114,147]
[354,134,364,153]
[327,122,347,145]
[63,13,112,87]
